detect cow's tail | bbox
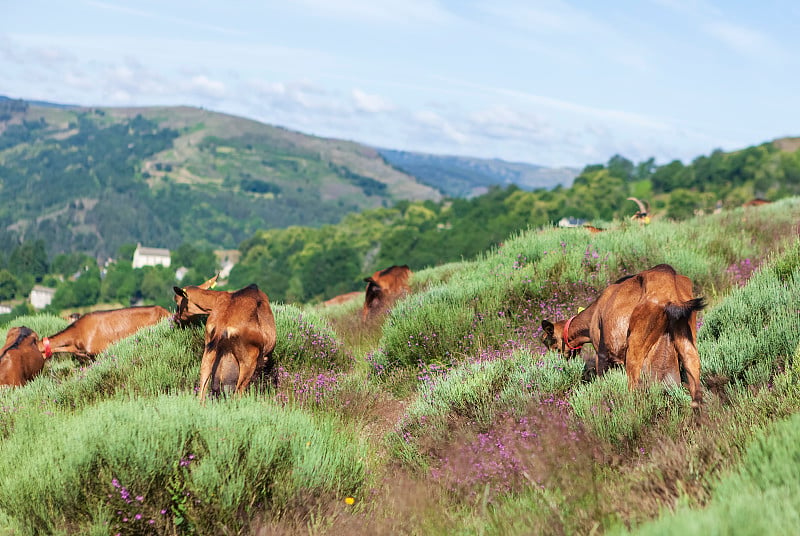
[665,297,706,323]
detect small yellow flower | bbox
[344,497,355,505]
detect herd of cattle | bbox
[0,262,706,408]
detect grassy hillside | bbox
[1,200,799,534]
[0,99,441,258]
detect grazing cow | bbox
[541,264,705,407]
[39,306,172,360]
[362,265,412,322]
[583,225,605,233]
[0,327,45,387]
[627,197,651,224]
[742,198,771,208]
[322,291,363,308]
[172,284,276,400]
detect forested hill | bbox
[0,97,445,258]
[378,148,579,197]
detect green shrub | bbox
[272,304,348,371]
[391,350,583,463]
[699,240,800,386]
[570,369,693,446]
[612,411,800,536]
[0,394,368,535]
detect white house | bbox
[557,216,587,228]
[132,244,171,269]
[30,285,56,310]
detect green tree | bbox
[607,154,634,181]
[666,188,698,220]
[9,240,48,282]
[51,253,96,277]
[171,243,218,276]
[0,269,20,301]
[139,266,176,307]
[100,261,141,305]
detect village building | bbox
[30,285,56,310]
[132,244,171,269]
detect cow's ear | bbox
[173,286,188,298]
[199,273,218,290]
[541,320,554,336]
[364,277,375,284]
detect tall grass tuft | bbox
[612,410,800,535]
[391,350,583,464]
[0,394,368,535]
[570,369,693,447]
[272,304,349,371]
[699,239,800,386]
[0,319,204,438]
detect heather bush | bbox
[378,282,498,368]
[699,239,800,386]
[570,369,693,447]
[613,411,800,536]
[0,318,203,438]
[272,304,349,371]
[0,394,368,535]
[392,350,583,463]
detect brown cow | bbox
[173,283,276,400]
[39,305,172,360]
[583,225,605,233]
[541,264,705,407]
[742,198,771,208]
[322,291,363,308]
[362,265,412,322]
[0,326,46,387]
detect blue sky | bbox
[2,0,798,168]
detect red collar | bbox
[562,315,583,352]
[43,337,52,359]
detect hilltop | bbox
[0,98,447,258]
[378,148,579,197]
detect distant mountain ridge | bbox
[378,148,579,197]
[0,95,578,259]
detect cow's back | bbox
[591,275,643,359]
[82,306,171,355]
[363,265,412,320]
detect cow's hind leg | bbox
[198,351,216,401]
[234,345,261,395]
[673,322,702,408]
[625,303,667,391]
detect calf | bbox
[0,327,45,387]
[541,264,705,407]
[362,265,412,322]
[39,305,171,360]
[173,284,276,400]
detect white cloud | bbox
[412,110,469,144]
[183,75,227,99]
[351,88,394,113]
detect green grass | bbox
[2,201,800,534]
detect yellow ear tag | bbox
[577,306,586,313]
[209,281,217,289]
